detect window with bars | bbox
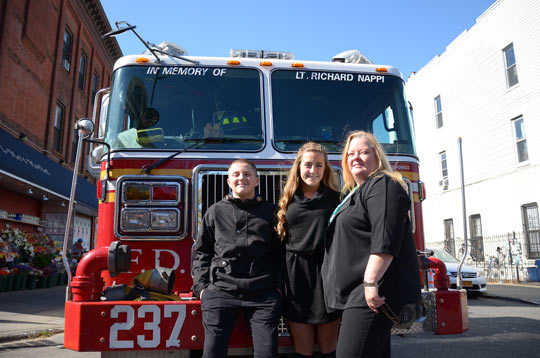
[469,214,484,262]
[503,43,519,88]
[522,203,540,259]
[512,117,529,163]
[434,95,443,128]
[53,103,65,152]
[444,219,455,257]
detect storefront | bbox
[0,128,98,250]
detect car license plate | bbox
[462,281,473,287]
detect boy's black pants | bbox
[201,288,282,358]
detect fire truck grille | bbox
[196,167,342,217]
[198,169,288,216]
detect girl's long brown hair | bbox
[341,131,405,194]
[276,142,339,240]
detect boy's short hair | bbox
[228,159,257,174]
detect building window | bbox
[71,126,79,163]
[469,214,484,263]
[512,117,529,163]
[439,151,448,189]
[91,72,99,105]
[434,95,443,128]
[503,43,519,88]
[444,219,455,257]
[61,28,73,72]
[78,53,88,91]
[522,203,540,259]
[53,104,65,152]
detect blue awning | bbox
[0,128,98,210]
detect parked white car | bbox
[427,248,488,296]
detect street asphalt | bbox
[0,282,539,347]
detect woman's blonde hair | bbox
[341,131,404,194]
[276,142,339,240]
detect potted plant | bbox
[6,267,18,291]
[2,225,30,265]
[14,263,32,290]
[0,251,6,268]
[37,266,52,289]
[26,266,40,290]
[0,239,16,269]
[0,268,10,292]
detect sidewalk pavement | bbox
[482,281,540,305]
[0,282,539,346]
[0,285,66,344]
[0,311,64,343]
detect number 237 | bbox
[109,305,186,349]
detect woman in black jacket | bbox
[322,131,421,358]
[277,142,341,358]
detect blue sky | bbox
[100,0,496,80]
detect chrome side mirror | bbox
[76,118,95,138]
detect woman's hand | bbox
[363,253,393,313]
[364,286,386,313]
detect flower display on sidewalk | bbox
[0,225,73,292]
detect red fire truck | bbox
[63,24,468,357]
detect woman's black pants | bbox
[336,306,393,358]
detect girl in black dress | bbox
[276,142,341,358]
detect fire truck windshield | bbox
[271,70,416,155]
[104,66,264,151]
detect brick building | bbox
[0,0,121,250]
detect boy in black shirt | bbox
[192,159,282,358]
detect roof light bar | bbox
[230,49,294,60]
[145,41,188,57]
[332,49,373,64]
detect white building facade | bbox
[405,0,540,272]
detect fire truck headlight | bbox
[122,209,151,229]
[116,176,188,239]
[151,210,179,230]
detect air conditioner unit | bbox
[439,178,449,189]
